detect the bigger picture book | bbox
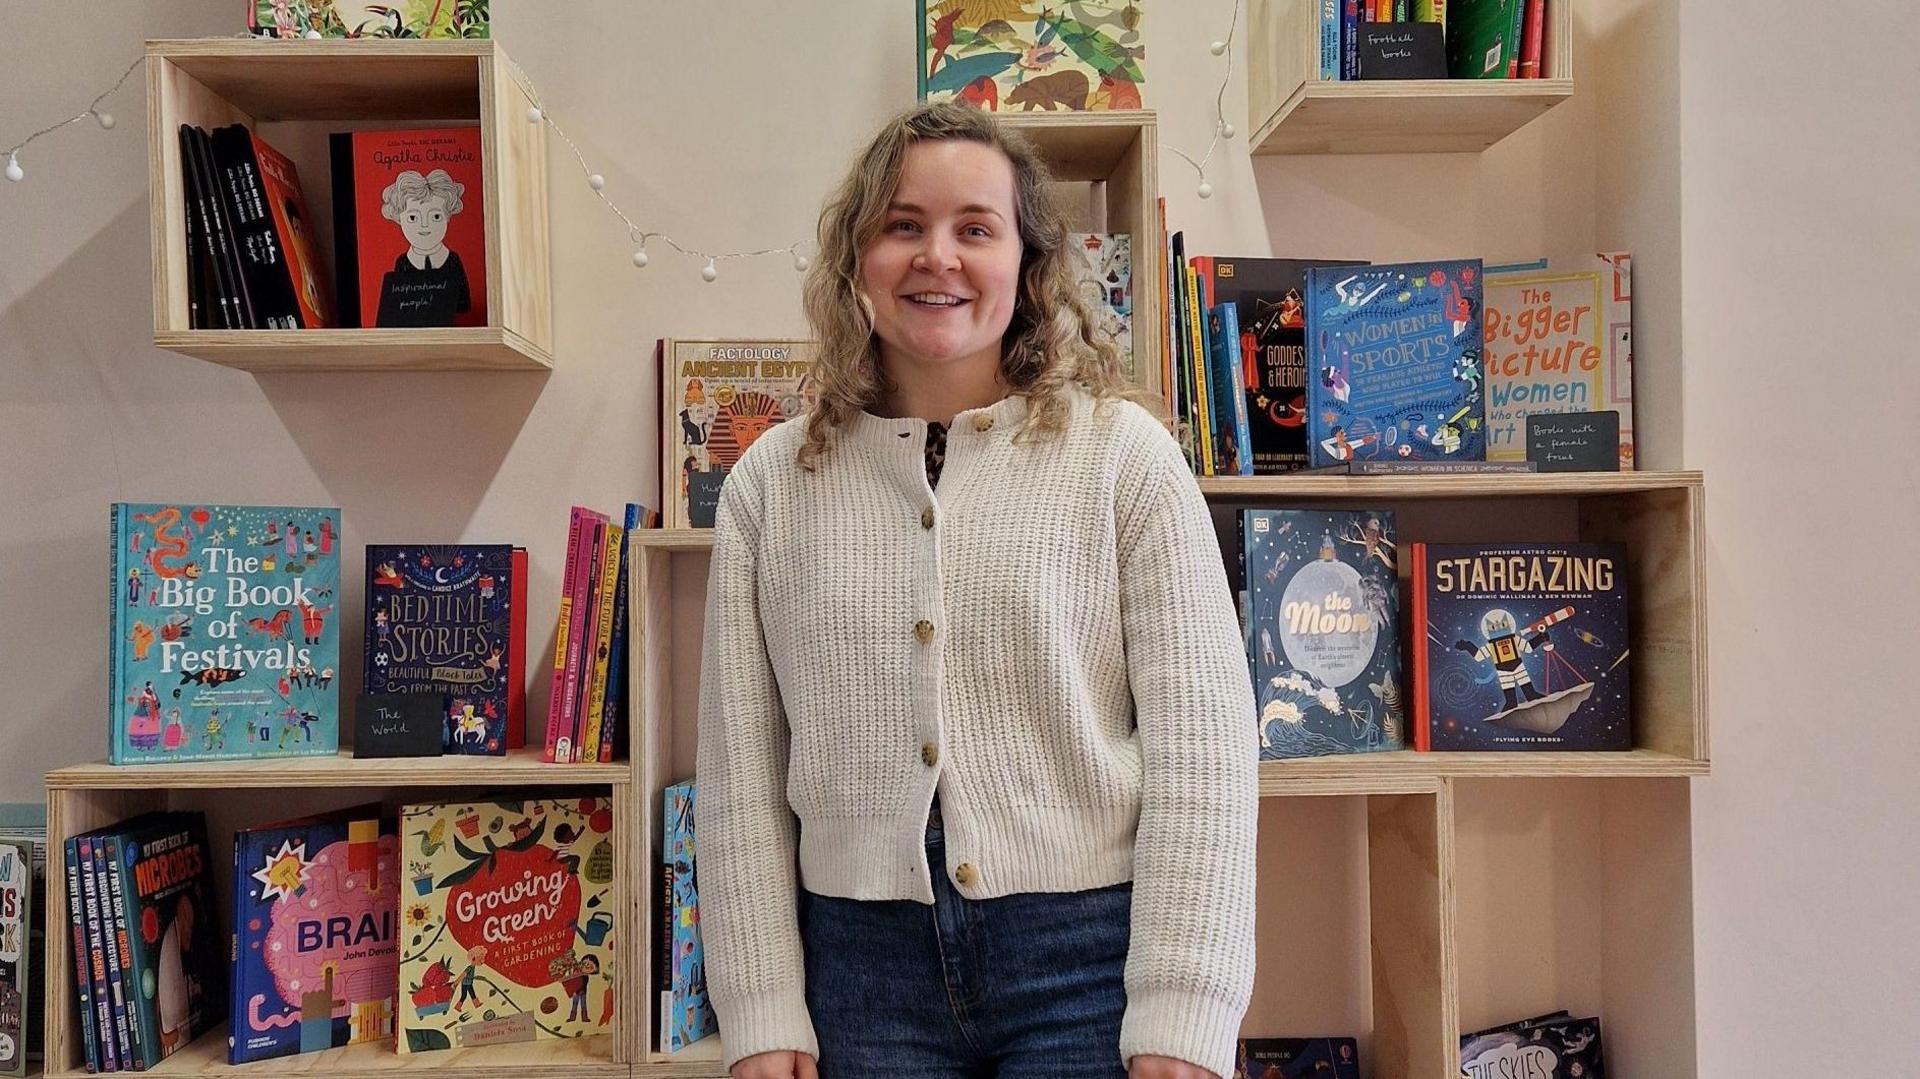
[110,504,341,765]
[1242,510,1405,757]
[661,339,817,530]
[398,798,615,1053]
[1411,543,1632,751]
[229,808,399,1064]
[330,127,487,329]
[1483,252,1635,468]
[1304,259,1486,468]
[364,544,525,754]
[918,0,1146,112]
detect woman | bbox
[696,102,1257,1079]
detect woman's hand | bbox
[731,1050,819,1079]
[1130,1054,1216,1079]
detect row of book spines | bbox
[1320,0,1553,79]
[543,504,655,763]
[1155,216,1254,480]
[65,829,165,1073]
[178,123,322,331]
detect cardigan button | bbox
[914,619,935,645]
[921,506,936,530]
[972,414,995,433]
[954,862,977,886]
[921,743,939,767]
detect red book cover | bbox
[544,509,591,762]
[508,546,528,749]
[329,127,486,329]
[1412,542,1431,751]
[564,521,609,762]
[251,133,333,327]
[1518,0,1545,77]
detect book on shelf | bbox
[545,508,604,763]
[661,339,817,530]
[1483,252,1634,469]
[1239,510,1405,758]
[0,837,29,1077]
[1304,259,1486,468]
[1207,301,1255,476]
[110,503,342,765]
[365,544,528,755]
[0,806,41,1074]
[1298,459,1538,475]
[229,807,399,1064]
[660,781,715,1053]
[1410,542,1632,751]
[180,124,256,330]
[578,522,625,764]
[1461,1012,1605,1077]
[918,0,1145,111]
[330,127,487,329]
[249,0,490,39]
[1069,233,1134,380]
[209,123,333,329]
[397,797,615,1053]
[598,502,657,764]
[1234,1036,1359,1078]
[1447,0,1526,78]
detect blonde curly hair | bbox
[795,102,1150,471]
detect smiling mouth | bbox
[904,292,972,309]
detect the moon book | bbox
[397,798,616,1053]
[1411,542,1633,751]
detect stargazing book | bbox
[1241,509,1405,758]
[229,808,399,1064]
[110,503,341,765]
[918,1,1146,112]
[1304,259,1486,468]
[1411,542,1632,751]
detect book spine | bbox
[176,128,206,330]
[194,127,256,328]
[211,126,298,329]
[508,547,528,749]
[183,129,235,329]
[915,0,930,100]
[657,815,673,1052]
[565,521,608,762]
[76,840,116,1071]
[1519,0,1544,77]
[1319,0,1340,80]
[1155,198,1173,430]
[328,133,360,327]
[544,508,589,762]
[64,839,99,1073]
[1342,0,1362,79]
[1217,304,1256,477]
[600,511,638,764]
[109,506,124,765]
[1508,0,1525,76]
[1184,262,1215,476]
[1412,543,1431,751]
[98,838,145,1069]
[580,524,623,764]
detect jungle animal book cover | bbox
[1411,542,1632,751]
[229,808,399,1064]
[918,1,1145,112]
[364,544,526,754]
[1304,259,1486,468]
[110,504,341,765]
[1242,510,1405,757]
[398,798,615,1053]
[661,339,817,530]
[1482,253,1635,468]
[330,127,487,329]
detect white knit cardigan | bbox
[694,384,1258,1077]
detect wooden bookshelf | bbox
[1247,0,1573,154]
[146,38,553,371]
[45,749,628,790]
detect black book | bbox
[181,126,236,328]
[328,132,360,327]
[187,125,257,328]
[209,124,301,329]
[177,125,211,329]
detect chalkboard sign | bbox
[1355,22,1447,80]
[1526,411,1622,472]
[353,693,445,758]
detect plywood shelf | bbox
[1261,749,1706,798]
[1200,469,1701,501]
[46,748,626,790]
[40,1025,618,1078]
[151,327,552,372]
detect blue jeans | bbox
[799,813,1133,1078]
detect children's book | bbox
[330,127,487,328]
[661,340,817,529]
[1461,1014,1605,1077]
[661,782,715,1052]
[365,544,524,754]
[918,0,1145,112]
[1069,233,1134,379]
[250,0,489,38]
[110,503,341,765]
[209,124,333,329]
[1411,542,1632,751]
[1483,253,1634,468]
[1447,0,1525,77]
[0,839,29,1076]
[1235,1037,1360,1078]
[101,813,224,1069]
[398,798,615,1053]
[229,808,399,1064]
[1304,259,1485,468]
[1242,510,1404,758]
[0,807,41,1073]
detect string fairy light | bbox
[2,54,142,182]
[1165,0,1242,200]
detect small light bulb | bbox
[793,251,810,272]
[304,28,323,39]
[94,111,116,130]
[1220,122,1235,140]
[1210,40,1227,55]
[588,173,606,191]
[4,154,22,183]
[1197,180,1214,199]
[526,106,543,124]
[701,259,719,283]
[631,249,650,268]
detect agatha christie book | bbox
[229,808,399,1064]
[398,798,615,1053]
[662,339,817,529]
[919,1,1145,112]
[1461,1014,1606,1078]
[1234,1037,1360,1079]
[661,781,715,1052]
[1304,259,1486,468]
[364,544,524,755]
[110,503,341,765]
[1483,253,1635,469]
[330,127,487,329]
[1411,543,1632,751]
[0,839,28,1077]
[1242,510,1405,757]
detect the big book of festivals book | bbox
[110,504,341,765]
[918,0,1146,112]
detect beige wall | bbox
[0,0,1910,1069]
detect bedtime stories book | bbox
[398,798,615,1053]
[661,781,714,1052]
[1304,259,1485,468]
[365,544,522,754]
[919,0,1145,112]
[1461,1015,1606,1078]
[229,808,399,1064]
[1483,253,1635,468]
[110,504,341,765]
[330,127,487,329]
[0,839,28,1077]
[1234,1037,1360,1078]
[1070,233,1134,378]
[1411,543,1632,751]
[662,339,817,529]
[1243,510,1404,757]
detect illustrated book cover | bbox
[1483,252,1634,469]
[1461,1014,1605,1078]
[250,0,489,38]
[229,808,399,1064]
[918,0,1145,112]
[110,503,341,765]
[1304,259,1486,468]
[330,127,487,329]
[0,839,28,1076]
[101,813,224,1069]
[661,781,714,1053]
[209,123,333,329]
[661,339,817,530]
[1070,233,1134,379]
[1241,510,1405,758]
[1234,1037,1360,1078]
[398,797,615,1053]
[365,544,526,755]
[1411,542,1632,751]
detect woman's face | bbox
[860,140,1024,382]
[398,195,451,251]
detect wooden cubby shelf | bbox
[1247,0,1574,154]
[146,38,553,371]
[45,748,629,790]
